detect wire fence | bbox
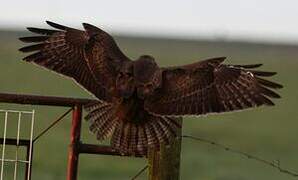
[0,109,35,180]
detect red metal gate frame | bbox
[0,93,137,180]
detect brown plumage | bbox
[19,21,283,156]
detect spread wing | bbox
[145,57,283,116]
[19,21,131,101]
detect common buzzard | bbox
[19,21,283,156]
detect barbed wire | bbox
[33,108,72,142]
[130,165,148,180]
[129,134,298,179]
[182,134,298,177]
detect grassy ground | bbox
[0,30,297,180]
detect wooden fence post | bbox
[148,117,183,180]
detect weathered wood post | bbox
[148,117,183,180]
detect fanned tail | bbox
[111,114,181,156]
[85,102,181,157]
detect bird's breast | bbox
[114,97,145,123]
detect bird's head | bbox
[116,62,135,98]
[134,55,162,99]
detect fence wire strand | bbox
[0,112,8,180]
[130,165,148,180]
[0,109,35,180]
[33,108,72,142]
[27,110,35,180]
[13,112,22,180]
[182,134,298,177]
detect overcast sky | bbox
[1,0,298,43]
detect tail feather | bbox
[129,124,138,154]
[137,125,148,155]
[84,102,119,140]
[161,117,181,135]
[98,117,119,140]
[85,102,110,123]
[146,121,159,147]
[111,121,123,151]
[111,115,181,156]
[157,118,173,144]
[85,101,181,156]
[149,119,166,145]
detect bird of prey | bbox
[19,21,283,156]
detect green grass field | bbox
[0,30,297,180]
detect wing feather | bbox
[145,57,282,116]
[83,24,131,92]
[19,21,131,101]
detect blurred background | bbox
[0,0,297,179]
